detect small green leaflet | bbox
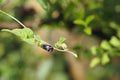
[85,15,95,25]
[58,37,66,44]
[91,46,97,55]
[90,57,100,68]
[101,53,110,65]
[109,36,120,48]
[100,40,112,50]
[55,37,67,49]
[84,27,92,35]
[74,19,86,26]
[74,15,94,35]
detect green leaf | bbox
[101,53,110,65]
[2,28,27,38]
[1,29,12,33]
[59,37,66,44]
[2,28,34,38]
[23,38,35,44]
[100,40,112,50]
[55,37,67,49]
[86,15,95,25]
[109,36,120,48]
[2,28,36,44]
[91,46,97,55]
[90,57,100,68]
[61,43,67,49]
[91,46,104,55]
[83,27,92,35]
[23,27,34,38]
[37,0,48,10]
[74,19,86,26]
[54,43,60,49]
[13,29,27,38]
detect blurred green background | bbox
[0,0,120,80]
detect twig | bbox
[54,48,78,58]
[0,10,26,28]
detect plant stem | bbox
[0,10,26,28]
[54,48,78,58]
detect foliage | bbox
[55,37,67,49]
[0,10,77,57]
[74,15,95,35]
[0,0,120,80]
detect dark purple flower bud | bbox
[42,44,54,52]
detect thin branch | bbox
[54,48,78,58]
[0,10,26,28]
